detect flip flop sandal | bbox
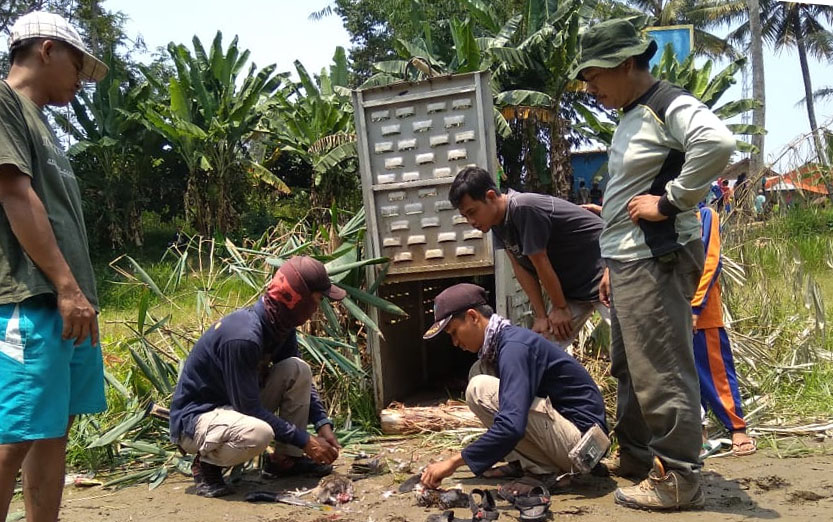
[513,485,551,522]
[700,438,731,459]
[732,438,757,456]
[496,476,545,503]
[469,489,499,521]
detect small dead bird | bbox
[314,472,354,505]
[398,473,422,493]
[415,484,468,509]
[350,455,388,476]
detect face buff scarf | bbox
[261,261,318,342]
[479,313,511,364]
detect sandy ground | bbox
[9,439,833,522]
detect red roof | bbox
[765,164,830,195]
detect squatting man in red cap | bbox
[169,256,347,497]
[420,283,608,490]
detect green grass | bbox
[721,207,833,422]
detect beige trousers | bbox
[467,360,581,475]
[179,357,312,467]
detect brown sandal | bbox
[732,438,757,456]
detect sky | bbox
[104,0,832,173]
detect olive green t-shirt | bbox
[0,81,98,308]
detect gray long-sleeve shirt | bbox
[600,81,735,261]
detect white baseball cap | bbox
[9,11,108,82]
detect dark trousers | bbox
[607,240,705,480]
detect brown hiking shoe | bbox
[614,457,704,511]
[600,451,651,479]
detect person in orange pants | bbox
[692,204,756,456]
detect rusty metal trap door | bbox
[352,71,498,281]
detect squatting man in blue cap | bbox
[569,18,735,510]
[419,283,608,490]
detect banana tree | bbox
[136,32,287,237]
[263,47,359,211]
[53,68,171,248]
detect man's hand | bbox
[421,458,459,489]
[627,195,667,224]
[692,314,699,332]
[581,203,603,215]
[318,424,341,453]
[303,435,338,465]
[599,268,611,308]
[548,306,573,341]
[532,316,550,337]
[57,287,98,346]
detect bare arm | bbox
[421,452,465,488]
[0,165,97,345]
[507,252,549,336]
[527,250,572,341]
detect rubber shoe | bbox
[613,457,705,511]
[192,455,233,498]
[600,451,651,480]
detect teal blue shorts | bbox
[0,295,106,444]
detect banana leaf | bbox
[335,282,407,317]
[87,408,147,448]
[341,297,384,339]
[124,256,164,298]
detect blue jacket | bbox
[169,299,328,449]
[461,326,607,475]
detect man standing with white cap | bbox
[0,11,109,521]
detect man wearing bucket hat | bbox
[419,283,607,490]
[0,11,109,522]
[169,256,346,497]
[569,19,735,510]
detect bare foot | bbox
[731,431,757,456]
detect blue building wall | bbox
[571,151,608,193]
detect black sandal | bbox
[469,489,499,520]
[513,485,550,522]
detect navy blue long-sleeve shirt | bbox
[461,326,608,475]
[169,299,328,449]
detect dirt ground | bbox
[10,439,833,522]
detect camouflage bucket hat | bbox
[568,19,658,81]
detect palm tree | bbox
[605,0,739,58]
[746,0,765,178]
[699,0,833,164]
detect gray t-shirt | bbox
[491,190,604,302]
[0,81,98,308]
